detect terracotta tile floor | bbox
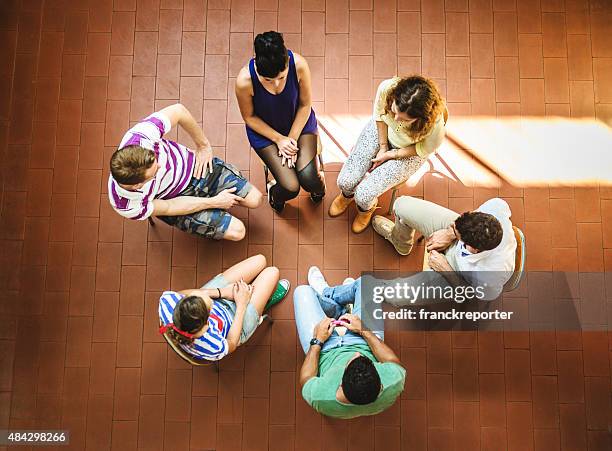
[1,0,612,450]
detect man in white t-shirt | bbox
[373,196,517,302]
[108,104,263,241]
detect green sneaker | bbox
[264,279,291,312]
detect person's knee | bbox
[261,265,280,281]
[242,188,264,208]
[252,253,267,269]
[336,171,354,195]
[297,161,324,193]
[354,184,377,210]
[276,178,300,199]
[293,285,315,301]
[392,195,417,218]
[223,218,246,241]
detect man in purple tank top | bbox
[235,31,326,213]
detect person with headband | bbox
[158,255,290,361]
[235,31,325,213]
[329,75,447,233]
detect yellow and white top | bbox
[373,77,446,158]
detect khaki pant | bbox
[385,196,461,307]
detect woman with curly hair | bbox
[329,75,447,233]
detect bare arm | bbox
[235,69,285,143]
[427,250,470,289]
[225,304,247,353]
[152,196,217,217]
[372,142,417,168]
[299,317,335,387]
[394,144,418,159]
[361,330,401,364]
[158,103,211,150]
[225,280,252,353]
[339,314,400,364]
[178,285,234,301]
[152,187,241,217]
[158,103,213,176]
[299,345,322,387]
[287,54,313,141]
[376,121,389,149]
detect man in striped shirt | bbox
[108,104,263,240]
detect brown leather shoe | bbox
[329,193,354,217]
[351,203,378,233]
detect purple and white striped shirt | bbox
[107,112,195,220]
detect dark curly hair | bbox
[384,75,445,141]
[254,31,288,78]
[342,356,381,405]
[169,296,209,345]
[454,212,503,252]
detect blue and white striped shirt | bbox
[158,291,234,361]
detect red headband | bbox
[159,323,195,339]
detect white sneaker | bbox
[308,266,329,296]
[342,277,356,285]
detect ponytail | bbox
[254,31,288,78]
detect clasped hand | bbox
[232,279,253,307]
[425,227,456,252]
[428,250,453,272]
[371,147,394,170]
[276,136,299,168]
[313,313,365,343]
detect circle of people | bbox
[108,32,517,419]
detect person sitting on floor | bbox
[329,75,446,233]
[235,31,326,213]
[293,267,406,419]
[373,197,517,302]
[108,103,263,241]
[158,255,289,361]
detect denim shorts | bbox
[203,274,260,344]
[160,157,253,240]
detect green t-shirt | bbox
[301,344,406,419]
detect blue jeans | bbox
[293,278,384,354]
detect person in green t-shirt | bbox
[293,267,406,419]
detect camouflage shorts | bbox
[159,157,252,240]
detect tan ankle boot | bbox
[372,215,414,255]
[352,204,378,233]
[329,193,353,217]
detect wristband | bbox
[217,288,222,299]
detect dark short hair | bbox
[342,356,381,405]
[454,211,503,252]
[254,31,288,78]
[170,296,209,345]
[110,145,156,185]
